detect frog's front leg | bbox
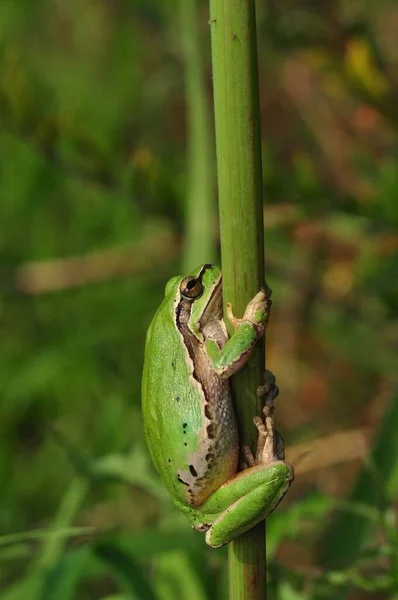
[193,395,294,548]
[203,287,272,378]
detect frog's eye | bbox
[180,277,203,301]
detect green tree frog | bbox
[142,264,293,548]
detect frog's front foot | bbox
[226,284,272,333]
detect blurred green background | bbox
[0,1,397,599]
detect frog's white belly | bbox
[177,375,239,508]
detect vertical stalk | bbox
[209,1,267,598]
[180,0,216,272]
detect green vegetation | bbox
[0,1,397,599]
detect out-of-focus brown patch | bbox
[298,374,329,413]
[352,105,380,132]
[322,260,355,299]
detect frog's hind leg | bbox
[204,371,293,548]
[204,458,293,548]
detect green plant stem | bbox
[209,1,267,598]
[180,0,216,272]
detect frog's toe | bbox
[242,444,255,467]
[262,404,275,430]
[253,415,267,436]
[257,371,279,406]
[243,290,267,323]
[194,522,211,533]
[225,302,241,331]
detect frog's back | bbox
[142,293,238,509]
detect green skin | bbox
[142,264,293,548]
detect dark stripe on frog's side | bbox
[174,265,237,507]
[177,475,189,486]
[174,266,217,504]
[174,264,216,412]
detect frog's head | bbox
[165,265,222,338]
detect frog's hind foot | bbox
[242,402,276,468]
[252,402,286,465]
[242,371,285,468]
[257,370,279,408]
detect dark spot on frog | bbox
[184,442,187,446]
[189,465,198,477]
[204,405,212,420]
[177,475,189,486]
[183,423,187,428]
[207,423,216,439]
[175,396,180,402]
[205,452,215,461]
[171,359,176,369]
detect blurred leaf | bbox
[320,386,398,571]
[37,547,91,600]
[267,493,334,557]
[153,551,208,600]
[278,582,308,600]
[49,428,93,479]
[93,446,169,502]
[4,350,67,408]
[94,542,157,600]
[0,526,93,549]
[95,529,202,560]
[37,478,88,569]
[0,575,42,600]
[51,426,170,505]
